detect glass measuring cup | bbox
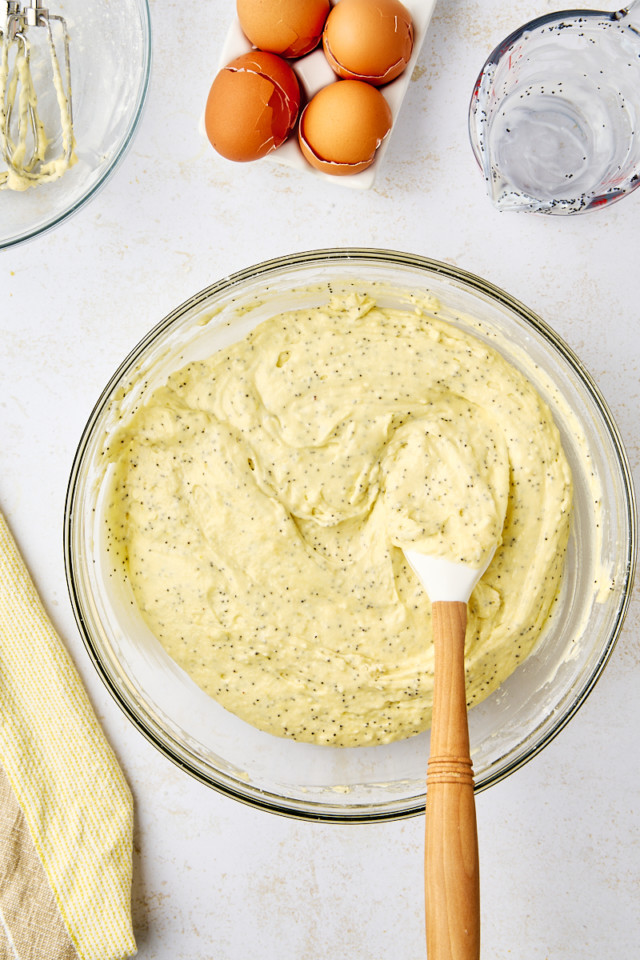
[468,2,640,214]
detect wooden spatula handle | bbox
[425,601,480,960]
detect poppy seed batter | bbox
[104,292,572,746]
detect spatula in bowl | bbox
[405,548,496,960]
[384,408,508,958]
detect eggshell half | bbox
[323,0,414,86]
[298,79,393,175]
[237,0,331,59]
[205,51,301,162]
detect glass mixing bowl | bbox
[64,249,636,822]
[1,0,151,249]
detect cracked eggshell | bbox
[204,51,301,162]
[236,0,331,59]
[323,0,414,86]
[298,79,393,175]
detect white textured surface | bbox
[0,1,638,957]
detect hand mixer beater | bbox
[0,0,74,189]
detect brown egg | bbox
[323,0,414,86]
[204,51,300,162]
[298,79,392,175]
[237,0,331,59]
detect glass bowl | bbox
[64,249,636,822]
[1,0,151,249]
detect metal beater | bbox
[0,0,73,186]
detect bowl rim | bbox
[63,247,638,822]
[0,0,152,250]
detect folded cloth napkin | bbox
[0,512,136,960]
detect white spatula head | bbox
[404,545,497,604]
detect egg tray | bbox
[215,0,437,189]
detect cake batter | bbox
[104,292,572,746]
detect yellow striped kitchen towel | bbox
[0,512,136,960]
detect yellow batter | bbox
[105,292,572,746]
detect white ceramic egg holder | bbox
[217,0,437,189]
